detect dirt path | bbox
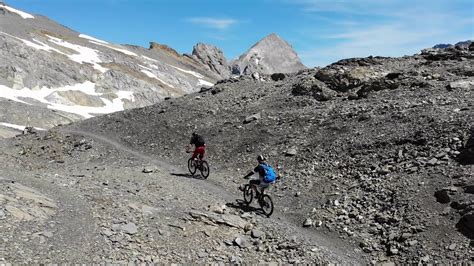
[60,128,364,263]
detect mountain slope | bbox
[0,3,217,137]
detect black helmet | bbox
[257,155,266,162]
[192,132,197,136]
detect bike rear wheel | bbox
[187,158,197,175]
[200,160,210,178]
[260,194,274,217]
[243,184,254,205]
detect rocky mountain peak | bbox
[231,33,306,75]
[191,43,231,79]
[255,33,285,45]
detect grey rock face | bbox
[231,33,306,75]
[192,43,231,79]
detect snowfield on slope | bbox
[0,82,134,118]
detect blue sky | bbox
[5,0,474,67]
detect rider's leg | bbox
[258,182,270,199]
[191,147,198,159]
[249,179,260,195]
[197,146,205,160]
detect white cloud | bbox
[187,17,238,30]
[301,22,472,67]
[292,0,474,66]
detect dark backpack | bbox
[260,163,277,183]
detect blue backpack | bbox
[260,163,277,183]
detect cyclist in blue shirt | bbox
[243,155,277,196]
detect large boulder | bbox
[458,129,474,165]
[447,80,474,91]
[356,78,400,98]
[314,66,383,92]
[457,212,474,239]
[292,77,336,101]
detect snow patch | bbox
[1,32,108,73]
[2,5,34,19]
[198,79,214,87]
[141,55,159,63]
[0,82,134,118]
[79,34,108,44]
[139,65,175,88]
[89,40,137,56]
[168,65,204,78]
[138,64,154,72]
[0,32,62,53]
[0,122,45,131]
[23,38,61,52]
[47,36,108,73]
[141,69,158,79]
[116,91,135,102]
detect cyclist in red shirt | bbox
[189,132,206,160]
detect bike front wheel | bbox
[260,194,274,217]
[187,158,197,175]
[243,184,254,205]
[200,160,210,179]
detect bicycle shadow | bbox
[226,199,267,217]
[170,172,205,180]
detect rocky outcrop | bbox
[231,33,306,75]
[149,42,180,57]
[191,43,231,79]
[433,40,473,50]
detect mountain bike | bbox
[188,157,210,178]
[242,183,274,217]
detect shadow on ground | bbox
[226,199,267,217]
[170,172,204,180]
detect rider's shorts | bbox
[192,145,205,159]
[250,179,271,188]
